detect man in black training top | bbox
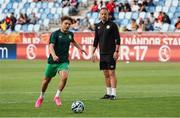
[91,8,120,100]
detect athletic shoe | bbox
[54,96,62,106]
[100,94,111,99]
[35,97,43,108]
[109,95,116,100]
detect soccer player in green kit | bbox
[35,16,86,108]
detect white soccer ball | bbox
[71,100,84,113]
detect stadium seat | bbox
[169,6,177,13]
[162,23,169,32]
[86,12,91,18]
[6,2,13,9]
[168,12,174,19]
[15,24,22,32]
[174,12,180,18]
[139,12,146,19]
[156,5,162,12]
[28,24,34,32]
[30,2,36,9]
[172,0,179,7]
[26,8,33,16]
[50,7,56,14]
[62,7,69,16]
[48,2,54,9]
[56,7,63,15]
[34,24,40,32]
[42,2,48,9]
[121,19,129,26]
[119,12,125,19]
[12,2,18,9]
[149,6,155,12]
[92,12,98,19]
[21,24,28,32]
[131,12,139,20]
[44,8,50,15]
[162,6,169,13]
[168,24,175,32]
[176,7,180,12]
[23,2,30,9]
[125,12,132,19]
[43,19,50,29]
[165,0,172,7]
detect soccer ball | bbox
[71,100,84,113]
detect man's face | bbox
[61,20,72,32]
[100,9,109,22]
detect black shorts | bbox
[100,54,116,70]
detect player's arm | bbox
[49,33,59,61]
[71,38,87,55]
[113,23,121,60]
[91,25,99,62]
[92,24,99,55]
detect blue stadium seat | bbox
[121,19,129,26]
[44,8,50,15]
[169,24,175,32]
[162,6,169,13]
[21,24,28,32]
[41,13,47,20]
[28,24,34,32]
[169,6,177,13]
[172,0,179,7]
[42,2,48,9]
[125,12,132,19]
[139,12,146,19]
[168,12,174,19]
[131,12,139,20]
[34,24,40,32]
[47,13,54,20]
[48,2,54,9]
[174,12,180,18]
[23,2,30,9]
[6,2,13,9]
[119,12,125,19]
[165,0,172,7]
[176,7,180,12]
[92,12,98,19]
[162,23,169,32]
[15,24,22,32]
[148,6,155,12]
[156,5,162,12]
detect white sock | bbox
[40,92,45,98]
[111,88,116,96]
[106,87,111,95]
[55,89,61,97]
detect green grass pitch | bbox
[0,60,180,117]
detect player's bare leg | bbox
[109,70,117,100]
[35,77,52,108]
[101,70,111,99]
[54,71,69,106]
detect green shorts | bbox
[45,62,69,78]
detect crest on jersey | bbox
[106,25,110,29]
[69,35,72,40]
[98,26,100,29]
[59,35,62,38]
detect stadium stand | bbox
[0,0,179,32]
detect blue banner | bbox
[0,44,16,59]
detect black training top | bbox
[93,20,120,55]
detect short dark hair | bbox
[61,16,73,23]
[100,7,108,12]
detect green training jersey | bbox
[48,29,73,64]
